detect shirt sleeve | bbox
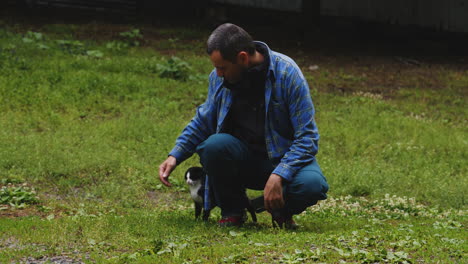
[168,71,219,164]
[271,69,319,181]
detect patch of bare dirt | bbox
[146,190,189,208]
[0,206,50,218]
[22,255,88,264]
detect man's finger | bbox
[264,198,271,212]
[161,176,172,187]
[159,164,165,178]
[271,199,281,210]
[267,197,285,211]
[265,203,272,213]
[265,198,277,212]
[160,173,172,187]
[276,196,285,209]
[158,163,172,187]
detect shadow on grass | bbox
[152,209,353,235]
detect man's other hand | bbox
[159,156,177,187]
[264,173,285,212]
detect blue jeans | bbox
[196,133,329,217]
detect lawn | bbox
[0,17,466,263]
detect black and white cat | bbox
[184,167,258,222]
[184,167,211,220]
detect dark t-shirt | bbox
[222,43,270,158]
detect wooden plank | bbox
[35,0,136,11]
[351,0,370,19]
[37,0,135,5]
[320,0,340,16]
[213,0,301,12]
[302,0,320,26]
[140,0,468,32]
[449,0,468,32]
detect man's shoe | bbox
[218,213,247,227]
[271,213,298,230]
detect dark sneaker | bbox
[218,213,247,227]
[271,213,298,230]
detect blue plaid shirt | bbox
[169,41,319,182]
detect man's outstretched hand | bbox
[159,156,177,187]
[264,173,285,212]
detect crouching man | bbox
[159,23,329,228]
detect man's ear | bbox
[237,51,249,66]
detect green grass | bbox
[1,196,465,263]
[0,23,466,263]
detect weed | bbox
[156,56,192,81]
[119,29,143,47]
[0,184,39,209]
[22,31,44,43]
[56,39,86,55]
[105,40,129,51]
[157,242,188,257]
[105,29,143,52]
[85,50,104,59]
[222,253,249,263]
[280,249,308,263]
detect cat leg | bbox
[247,204,257,223]
[195,202,202,219]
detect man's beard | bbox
[224,68,249,91]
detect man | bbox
[159,23,329,228]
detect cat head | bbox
[184,167,204,186]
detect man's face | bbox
[209,50,248,84]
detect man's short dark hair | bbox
[207,23,255,63]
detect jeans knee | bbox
[198,134,229,157]
[304,175,328,199]
[197,133,248,164]
[289,170,328,201]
